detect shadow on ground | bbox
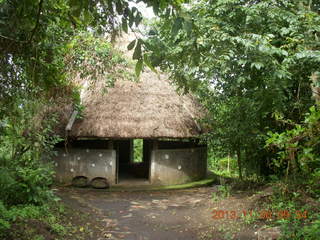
[56,184,268,240]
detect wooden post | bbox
[65,110,78,131]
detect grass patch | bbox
[109,176,216,192]
[1,200,104,240]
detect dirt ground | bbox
[56,185,270,240]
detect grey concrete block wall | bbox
[52,148,116,184]
[150,147,207,185]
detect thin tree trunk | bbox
[311,72,319,105]
[236,148,243,180]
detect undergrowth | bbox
[0,201,66,240]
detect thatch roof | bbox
[55,34,205,139]
[62,69,204,139]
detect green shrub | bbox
[0,201,45,234]
[266,106,320,180]
[0,99,61,238]
[302,217,320,240]
[279,214,320,240]
[0,100,61,206]
[0,165,55,206]
[0,202,67,239]
[0,201,10,232]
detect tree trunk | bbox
[311,72,319,105]
[236,148,243,180]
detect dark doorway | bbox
[117,139,150,184]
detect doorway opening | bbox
[117,139,151,184]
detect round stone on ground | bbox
[72,176,89,188]
[90,177,109,189]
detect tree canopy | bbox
[0,0,185,117]
[0,0,184,230]
[145,0,320,177]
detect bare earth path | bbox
[56,186,263,240]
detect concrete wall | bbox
[52,148,116,184]
[52,140,207,186]
[150,147,207,185]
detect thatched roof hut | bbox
[54,32,205,140]
[65,69,203,139]
[52,34,207,187]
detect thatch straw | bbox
[66,69,204,139]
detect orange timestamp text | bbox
[212,209,308,220]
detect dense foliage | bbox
[0,0,185,236]
[144,2,320,237]
[146,0,320,178]
[266,105,320,189]
[0,97,60,234]
[0,0,184,116]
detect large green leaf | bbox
[133,39,142,60]
[122,18,128,33]
[127,39,136,51]
[135,59,143,77]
